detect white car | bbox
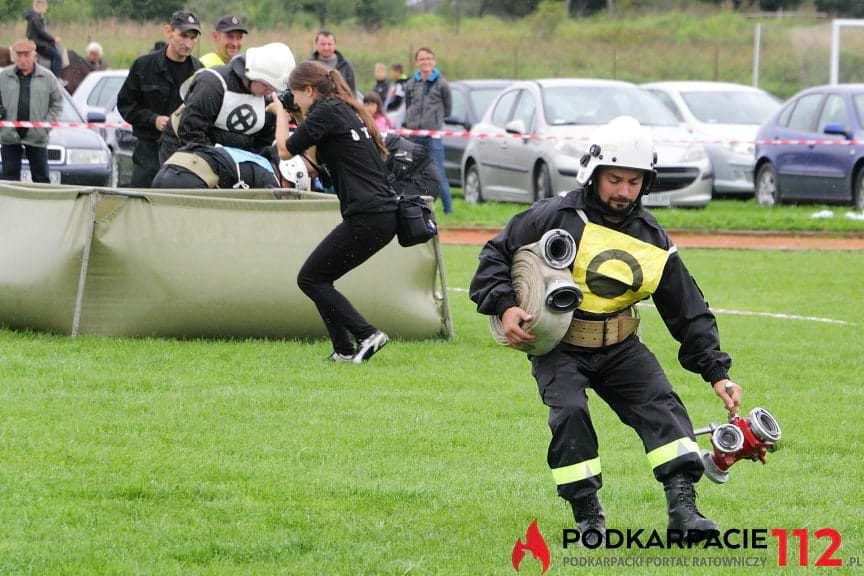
[642,81,781,197]
[72,69,133,186]
[461,78,713,207]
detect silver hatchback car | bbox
[461,78,713,207]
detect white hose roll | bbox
[489,229,582,356]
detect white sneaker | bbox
[352,331,389,364]
[328,352,354,363]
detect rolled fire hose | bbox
[489,229,583,355]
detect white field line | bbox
[446,288,854,326]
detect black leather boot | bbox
[569,493,606,548]
[663,474,720,543]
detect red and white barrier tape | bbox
[1,121,859,146]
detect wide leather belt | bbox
[164,151,220,188]
[561,309,640,348]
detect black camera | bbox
[276,89,299,113]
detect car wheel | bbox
[534,162,552,202]
[463,163,484,204]
[755,163,781,207]
[854,168,864,212]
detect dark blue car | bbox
[754,84,864,210]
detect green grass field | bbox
[439,194,864,233]
[1,246,862,574]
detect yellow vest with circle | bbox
[571,209,677,314]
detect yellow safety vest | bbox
[200,52,225,68]
[571,209,675,314]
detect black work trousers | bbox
[151,164,207,189]
[1,144,50,183]
[130,138,161,188]
[297,211,398,355]
[531,336,704,502]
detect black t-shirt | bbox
[16,69,32,139]
[165,57,195,95]
[285,97,396,217]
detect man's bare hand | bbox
[713,379,741,415]
[501,306,535,346]
[154,115,170,131]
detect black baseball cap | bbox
[215,15,248,34]
[169,10,202,33]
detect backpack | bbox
[384,135,440,199]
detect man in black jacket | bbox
[159,42,295,162]
[24,0,62,77]
[469,116,741,546]
[116,10,202,188]
[306,31,356,94]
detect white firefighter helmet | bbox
[244,43,296,91]
[575,115,657,187]
[279,156,310,191]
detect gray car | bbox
[461,78,713,207]
[642,81,781,197]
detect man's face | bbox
[415,50,435,75]
[88,50,100,63]
[214,30,244,61]
[249,80,274,97]
[14,49,36,75]
[314,35,336,59]
[165,26,199,60]
[374,64,386,81]
[33,0,47,14]
[595,167,645,214]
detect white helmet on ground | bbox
[575,116,657,191]
[244,43,296,91]
[279,156,310,191]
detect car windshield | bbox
[470,88,505,118]
[61,92,84,122]
[681,90,781,124]
[541,85,678,126]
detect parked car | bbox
[754,84,864,210]
[442,79,513,186]
[642,81,781,197]
[72,69,134,186]
[0,89,111,186]
[461,78,713,207]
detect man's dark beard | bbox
[602,195,635,215]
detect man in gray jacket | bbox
[0,39,63,183]
[403,47,452,214]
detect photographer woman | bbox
[271,61,397,364]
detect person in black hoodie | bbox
[470,116,741,547]
[24,0,62,77]
[273,61,397,364]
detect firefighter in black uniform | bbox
[116,10,202,188]
[469,116,742,545]
[159,42,295,162]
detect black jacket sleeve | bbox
[285,101,336,156]
[25,12,55,49]
[469,200,559,317]
[652,250,732,384]
[177,72,224,146]
[117,58,157,132]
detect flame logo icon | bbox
[511,519,551,574]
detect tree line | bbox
[1,0,863,28]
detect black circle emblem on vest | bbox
[585,249,643,298]
[227,104,258,132]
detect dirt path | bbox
[440,228,864,251]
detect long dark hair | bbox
[289,61,388,159]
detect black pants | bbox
[297,211,398,355]
[531,337,704,502]
[1,144,50,183]
[131,138,161,188]
[152,164,207,189]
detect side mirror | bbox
[86,110,107,123]
[823,123,851,139]
[505,119,527,135]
